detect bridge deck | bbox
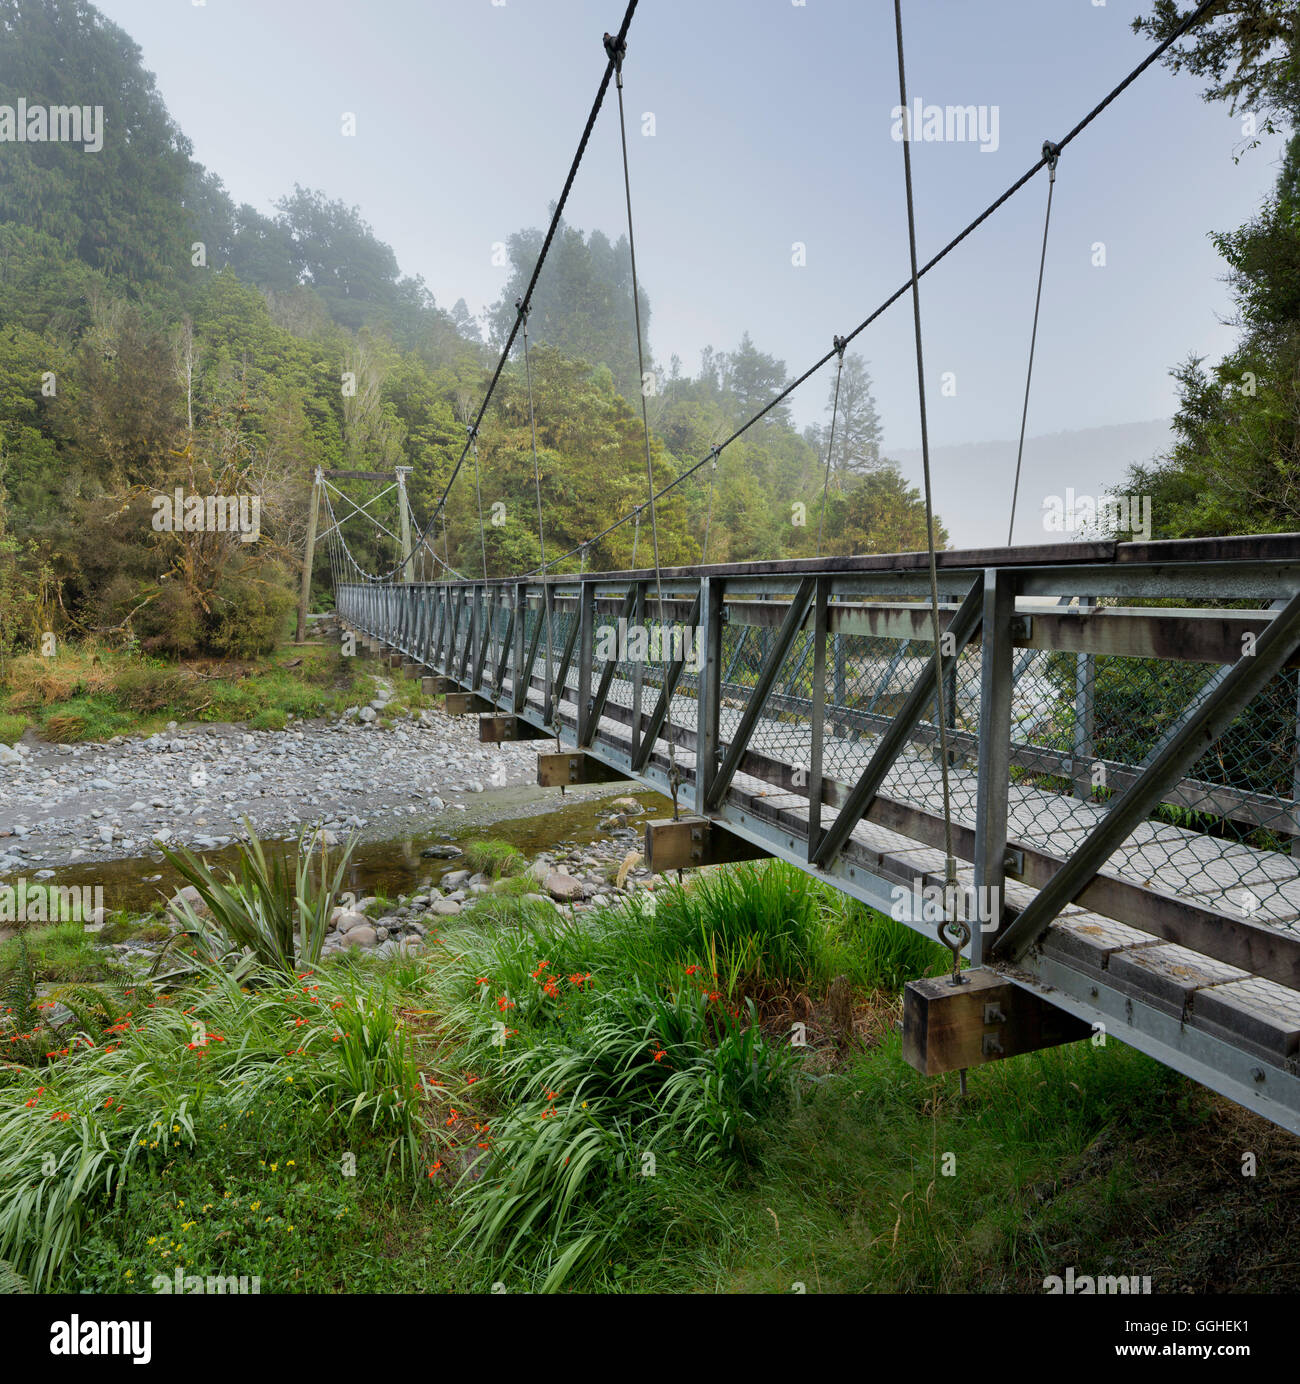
[338,535,1300,1131]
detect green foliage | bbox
[155,826,356,977]
[462,839,526,880]
[1128,8,1300,537]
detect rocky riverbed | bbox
[0,676,547,876]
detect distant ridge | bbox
[891,418,1175,549]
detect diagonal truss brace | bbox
[995,586,1300,962]
[705,578,817,810]
[811,575,985,868]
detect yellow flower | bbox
[172,1125,179,1134]
[264,1216,272,1224]
[285,1225,294,1234]
[285,1076,293,1083]
[286,1160,295,1166]
[146,1236,158,1246]
[123,1270,134,1281]
[138,1139,147,1147]
[222,1190,230,1199]
[177,1201,184,1209]
[270,1163,278,1172]
[181,1220,196,1231]
[250,1201,261,1212]
[202,1204,213,1213]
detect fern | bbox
[0,1259,30,1294]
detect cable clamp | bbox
[603,31,626,74]
[833,335,847,358]
[1042,140,1061,182]
[709,444,721,471]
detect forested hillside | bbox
[0,0,941,664]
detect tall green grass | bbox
[0,956,438,1288]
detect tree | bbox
[824,353,883,478]
[1134,1,1300,127]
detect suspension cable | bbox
[520,299,559,730]
[816,337,848,558]
[700,445,721,565]
[893,0,959,924]
[470,424,488,581]
[518,0,1222,579]
[1007,142,1060,546]
[340,0,640,585]
[607,31,683,813]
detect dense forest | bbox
[0,0,941,664]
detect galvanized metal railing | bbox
[338,533,1300,1127]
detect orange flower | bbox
[652,1049,666,1063]
[427,1161,443,1177]
[684,965,700,976]
[497,996,515,1012]
[445,1109,460,1127]
[476,977,490,987]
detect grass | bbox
[462,840,527,880]
[0,923,129,985]
[0,640,431,743]
[1,846,1297,1295]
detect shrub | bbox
[249,708,287,732]
[209,578,293,660]
[462,840,526,880]
[0,714,25,745]
[154,826,356,977]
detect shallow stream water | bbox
[1,786,670,917]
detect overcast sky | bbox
[93,0,1283,486]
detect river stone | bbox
[546,872,584,902]
[429,899,461,916]
[340,924,378,949]
[168,885,211,922]
[358,707,377,723]
[441,870,470,889]
[420,844,462,859]
[610,797,642,814]
[0,744,21,768]
[334,910,369,934]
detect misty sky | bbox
[92,0,1285,536]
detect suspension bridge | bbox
[310,0,1300,1136]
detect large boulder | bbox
[546,872,585,903]
[167,885,211,924]
[340,924,378,949]
[333,910,370,935]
